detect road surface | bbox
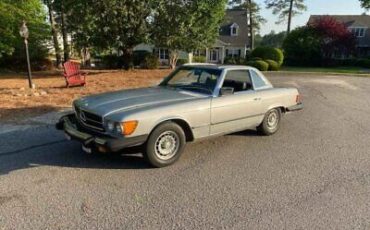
[1,73,370,229]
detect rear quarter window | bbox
[250,70,268,89]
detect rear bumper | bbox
[286,103,303,112]
[56,114,147,152]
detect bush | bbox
[224,56,236,64]
[101,55,123,69]
[193,56,206,63]
[355,58,370,68]
[264,59,280,71]
[251,46,284,66]
[176,59,188,66]
[133,50,151,66]
[247,60,269,71]
[143,54,159,69]
[283,27,322,66]
[249,57,262,61]
[224,56,245,65]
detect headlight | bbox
[106,121,115,131]
[115,123,123,134]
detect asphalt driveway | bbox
[1,73,370,229]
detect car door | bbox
[210,69,265,135]
[249,69,274,113]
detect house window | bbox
[351,28,366,38]
[194,49,206,57]
[156,48,169,60]
[226,49,241,58]
[230,23,239,36]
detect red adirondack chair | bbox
[63,61,87,87]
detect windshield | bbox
[160,67,222,95]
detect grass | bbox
[280,66,370,75]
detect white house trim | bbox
[230,23,239,36]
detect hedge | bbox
[251,47,284,66]
[247,60,269,71]
[143,54,160,69]
[264,59,280,71]
[193,56,206,63]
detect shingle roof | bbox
[218,9,249,47]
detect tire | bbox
[257,108,281,136]
[144,122,186,168]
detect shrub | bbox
[224,56,245,65]
[264,59,280,71]
[355,58,370,68]
[247,60,269,71]
[133,50,151,66]
[249,57,262,61]
[251,46,284,66]
[143,54,160,69]
[224,56,236,64]
[176,59,188,66]
[283,27,322,67]
[193,56,206,63]
[101,55,123,69]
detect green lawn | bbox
[281,66,370,75]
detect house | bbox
[134,9,249,64]
[308,15,370,56]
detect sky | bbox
[257,0,365,35]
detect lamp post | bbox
[19,21,34,89]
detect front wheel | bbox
[144,122,186,167]
[257,108,281,136]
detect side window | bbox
[222,70,253,93]
[250,70,267,89]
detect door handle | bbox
[254,97,261,101]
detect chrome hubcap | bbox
[154,131,179,160]
[267,111,278,129]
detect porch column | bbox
[206,48,209,63]
[221,46,225,64]
[188,52,193,63]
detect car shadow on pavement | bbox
[0,142,152,175]
[228,129,260,137]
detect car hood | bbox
[74,87,204,117]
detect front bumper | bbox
[286,103,304,112]
[56,114,148,152]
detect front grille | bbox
[75,106,105,131]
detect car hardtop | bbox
[183,63,260,71]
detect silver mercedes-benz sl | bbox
[56,64,303,167]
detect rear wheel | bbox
[257,108,281,136]
[144,122,186,167]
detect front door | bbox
[210,70,265,135]
[209,48,220,63]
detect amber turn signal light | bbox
[121,120,138,135]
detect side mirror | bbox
[220,87,234,96]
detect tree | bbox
[310,16,356,60]
[229,0,266,49]
[359,0,370,10]
[265,0,307,34]
[282,26,321,66]
[260,30,286,47]
[53,0,71,61]
[62,0,97,66]
[44,0,62,68]
[283,17,355,66]
[91,0,154,69]
[0,0,50,68]
[152,0,227,68]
